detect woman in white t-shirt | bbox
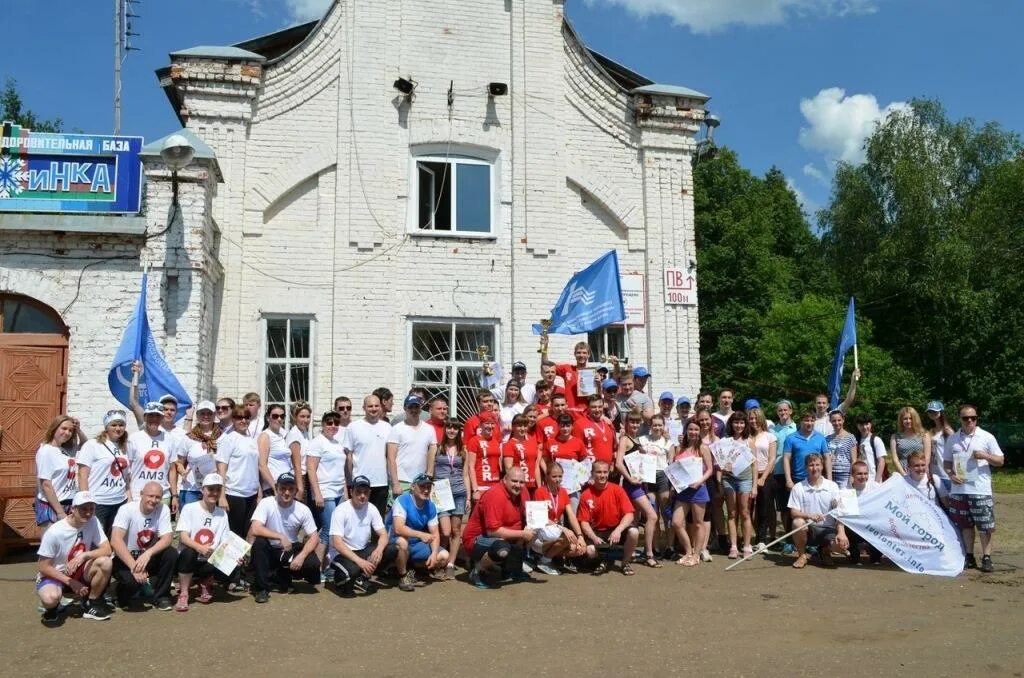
[258,403,292,492]
[286,403,312,501]
[215,405,263,539]
[640,415,676,558]
[924,400,954,497]
[854,413,887,482]
[76,410,131,535]
[499,381,527,441]
[747,407,777,550]
[306,410,348,570]
[178,401,222,507]
[35,416,79,527]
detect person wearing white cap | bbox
[175,473,232,611]
[36,491,113,626]
[110,481,176,610]
[77,409,132,537]
[924,400,954,497]
[248,472,321,603]
[127,402,180,514]
[386,395,438,499]
[178,400,222,508]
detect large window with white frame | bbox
[263,316,314,414]
[409,319,497,420]
[411,152,495,236]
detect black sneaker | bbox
[254,590,270,604]
[561,559,578,574]
[848,550,861,566]
[83,600,112,621]
[980,555,994,573]
[352,576,376,594]
[154,597,173,611]
[41,607,63,628]
[338,582,356,598]
[965,554,978,569]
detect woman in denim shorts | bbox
[427,418,471,579]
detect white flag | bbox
[838,475,964,577]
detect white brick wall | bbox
[159,0,706,412]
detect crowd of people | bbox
[31,345,1005,627]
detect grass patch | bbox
[994,468,1024,494]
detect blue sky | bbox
[4,0,1019,218]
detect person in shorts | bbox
[787,454,844,569]
[36,491,114,626]
[461,467,535,589]
[388,473,449,590]
[427,418,470,579]
[577,461,640,576]
[943,404,1004,573]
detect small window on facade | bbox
[264,317,313,413]
[415,156,492,235]
[588,326,626,362]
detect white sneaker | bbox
[700,549,713,563]
[536,559,560,576]
[755,542,767,553]
[521,561,534,573]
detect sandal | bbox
[592,562,609,575]
[643,556,663,569]
[742,546,753,558]
[792,554,810,569]
[622,563,636,576]
[676,554,697,567]
[728,546,739,559]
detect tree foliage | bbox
[1,77,62,132]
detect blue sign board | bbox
[0,121,143,214]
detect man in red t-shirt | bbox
[548,341,593,412]
[540,414,587,481]
[424,396,449,443]
[461,467,535,588]
[577,461,639,575]
[540,360,566,398]
[467,416,502,504]
[532,380,553,420]
[574,395,616,465]
[535,394,572,447]
[463,390,498,449]
[502,415,541,492]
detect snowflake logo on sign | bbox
[0,156,28,199]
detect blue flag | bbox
[108,274,192,420]
[827,297,857,409]
[533,250,625,335]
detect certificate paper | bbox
[525,501,549,529]
[624,452,657,484]
[664,458,703,492]
[431,478,456,513]
[578,369,597,396]
[208,532,251,577]
[557,459,580,492]
[952,452,978,483]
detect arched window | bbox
[0,294,67,335]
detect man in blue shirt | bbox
[783,411,829,488]
[387,473,449,591]
[769,400,799,552]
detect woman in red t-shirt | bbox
[531,463,587,573]
[502,415,541,493]
[467,416,502,505]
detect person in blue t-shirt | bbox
[387,473,449,590]
[783,411,829,489]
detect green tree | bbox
[1,77,62,132]
[819,99,1023,419]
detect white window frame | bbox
[407,147,499,239]
[406,317,500,420]
[588,326,626,363]
[260,314,316,415]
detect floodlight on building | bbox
[487,82,508,97]
[160,134,195,204]
[393,77,417,99]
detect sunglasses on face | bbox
[323,421,340,427]
[445,424,461,430]
[269,413,285,420]
[336,406,352,412]
[216,406,231,412]
[233,415,251,421]
[961,415,978,422]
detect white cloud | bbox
[284,0,331,22]
[786,178,818,216]
[802,162,828,185]
[582,0,879,33]
[798,87,909,165]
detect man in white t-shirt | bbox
[943,404,1004,573]
[127,401,180,513]
[854,414,887,483]
[328,475,401,597]
[386,395,438,498]
[788,453,845,569]
[344,395,392,516]
[711,389,735,429]
[175,473,231,612]
[110,481,176,610]
[248,472,321,603]
[36,491,113,626]
[812,369,860,436]
[844,461,882,565]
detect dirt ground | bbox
[2,496,1023,678]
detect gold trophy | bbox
[538,319,552,354]
[477,345,494,376]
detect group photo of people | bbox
[32,344,1005,627]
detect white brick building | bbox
[1,0,711,435]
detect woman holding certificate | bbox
[696,410,722,561]
[718,413,757,559]
[670,420,714,566]
[428,418,471,578]
[615,414,661,567]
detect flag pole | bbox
[725,510,839,571]
[853,343,859,371]
[622,323,631,365]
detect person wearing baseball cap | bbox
[328,475,399,596]
[248,472,321,603]
[633,366,650,393]
[174,473,231,611]
[36,490,114,626]
[387,473,448,590]
[386,394,438,500]
[509,361,536,404]
[924,400,954,497]
[127,402,180,514]
[657,392,675,421]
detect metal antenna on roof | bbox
[114,0,142,135]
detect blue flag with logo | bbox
[533,250,625,335]
[108,274,192,420]
[827,297,857,409]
